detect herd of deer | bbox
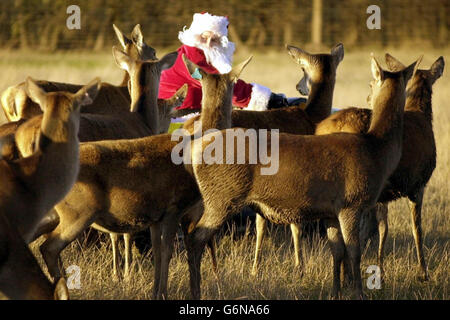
[0,24,444,300]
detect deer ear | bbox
[331,43,344,64]
[131,24,144,47]
[25,77,47,112]
[113,24,131,49]
[73,78,101,107]
[384,53,405,72]
[54,278,69,300]
[230,56,252,82]
[430,56,445,82]
[159,51,178,71]
[402,56,422,83]
[286,44,309,66]
[371,56,384,83]
[112,46,134,73]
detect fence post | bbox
[311,0,323,48]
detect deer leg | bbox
[408,187,428,280]
[325,219,345,299]
[186,206,229,300]
[290,223,303,275]
[341,248,353,288]
[207,237,218,275]
[375,203,388,280]
[40,208,97,282]
[359,206,379,251]
[251,213,266,276]
[123,233,132,280]
[150,224,161,300]
[156,214,178,300]
[338,208,364,300]
[29,208,60,243]
[109,232,120,281]
[186,229,210,300]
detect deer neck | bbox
[119,71,130,87]
[199,82,233,132]
[304,80,335,124]
[134,84,160,135]
[37,124,79,192]
[368,78,405,142]
[404,81,433,122]
[16,122,79,242]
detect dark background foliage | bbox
[0,0,448,51]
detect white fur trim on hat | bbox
[184,13,228,38]
[178,13,230,47]
[246,83,271,111]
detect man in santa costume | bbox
[158,12,296,112]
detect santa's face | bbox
[178,21,236,74]
[194,32,235,74]
[199,31,221,48]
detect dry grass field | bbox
[0,47,448,300]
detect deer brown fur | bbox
[182,44,343,135]
[0,24,155,122]
[15,48,180,158]
[315,54,444,279]
[0,77,100,299]
[34,55,250,300]
[185,55,419,299]
[183,44,344,276]
[14,48,181,281]
[0,212,69,300]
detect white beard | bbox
[179,29,235,74]
[199,41,235,74]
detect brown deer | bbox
[15,48,180,157]
[4,77,100,242]
[2,50,185,280]
[0,212,69,300]
[0,77,101,299]
[185,55,419,299]
[16,48,180,278]
[0,24,155,122]
[33,54,250,299]
[183,44,344,276]
[182,44,343,134]
[315,54,444,280]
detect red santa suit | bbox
[158,13,272,112]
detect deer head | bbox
[113,23,156,61]
[287,43,344,96]
[112,46,178,134]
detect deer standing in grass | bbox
[11,44,186,280]
[32,52,250,299]
[183,44,344,276]
[315,54,444,280]
[0,25,186,279]
[185,55,419,299]
[0,77,100,299]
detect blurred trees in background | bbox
[0,0,448,51]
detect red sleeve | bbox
[232,79,253,107]
[182,45,219,74]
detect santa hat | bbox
[179,13,229,46]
